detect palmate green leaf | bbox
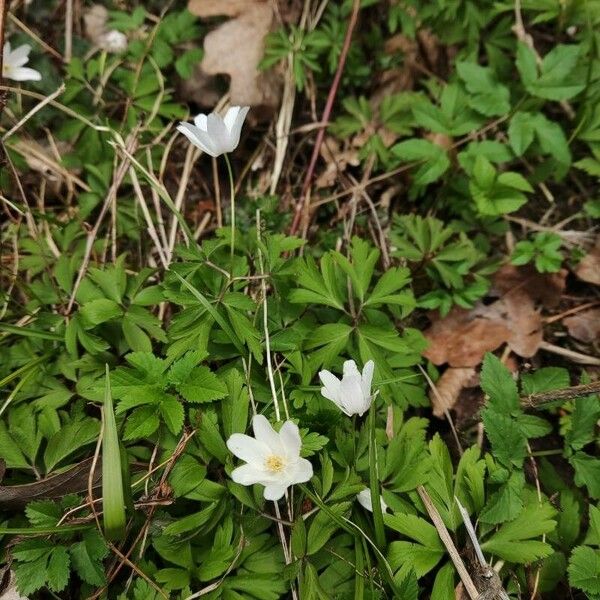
[307,502,351,555]
[79,298,122,325]
[431,562,455,600]
[44,417,100,472]
[480,471,525,524]
[482,502,556,563]
[221,368,250,439]
[585,504,600,546]
[521,366,569,396]
[25,500,62,527]
[14,555,51,596]
[305,322,353,369]
[456,61,510,116]
[334,237,380,302]
[70,530,108,586]
[392,139,450,186]
[364,267,414,309]
[568,546,600,596]
[289,254,346,310]
[124,405,160,440]
[0,421,30,468]
[47,546,70,592]
[159,395,184,435]
[480,353,520,415]
[176,366,227,403]
[168,455,207,498]
[387,513,445,577]
[198,408,228,463]
[565,391,600,451]
[482,408,527,468]
[570,452,600,499]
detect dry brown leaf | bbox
[188,0,280,109]
[574,237,600,286]
[492,264,567,308]
[564,309,600,343]
[430,367,477,417]
[316,137,360,188]
[423,268,552,367]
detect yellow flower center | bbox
[265,455,286,473]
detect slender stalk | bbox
[223,153,236,271]
[368,406,386,550]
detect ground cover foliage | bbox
[0,0,599,598]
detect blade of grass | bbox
[102,364,126,541]
[0,323,63,340]
[368,404,386,550]
[0,524,93,534]
[172,271,246,356]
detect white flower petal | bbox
[356,488,388,513]
[340,375,366,415]
[291,458,313,484]
[177,122,218,156]
[279,421,301,459]
[8,67,41,81]
[231,463,263,486]
[223,106,241,133]
[356,488,373,511]
[252,414,283,454]
[226,433,269,464]
[319,370,341,398]
[343,360,360,378]
[223,105,249,150]
[263,483,288,501]
[361,360,374,397]
[8,43,32,68]
[3,41,11,56]
[194,113,208,131]
[206,113,229,155]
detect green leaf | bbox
[480,353,520,415]
[80,298,122,325]
[47,546,70,592]
[176,366,227,403]
[159,395,184,435]
[521,367,569,396]
[483,408,527,468]
[307,502,350,555]
[566,392,600,451]
[102,366,127,540]
[482,500,556,563]
[568,546,600,596]
[570,452,600,499]
[431,562,455,600]
[70,530,109,586]
[44,418,100,472]
[392,139,450,186]
[124,405,160,440]
[480,471,524,524]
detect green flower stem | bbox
[223,153,235,272]
[368,405,386,550]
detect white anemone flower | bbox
[226,414,313,501]
[319,359,375,417]
[2,41,42,82]
[357,488,388,514]
[177,106,249,157]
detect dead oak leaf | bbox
[430,367,477,418]
[424,290,543,367]
[574,237,600,286]
[188,0,280,109]
[564,309,600,343]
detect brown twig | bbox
[417,486,480,600]
[289,0,361,236]
[521,381,600,408]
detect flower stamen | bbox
[265,455,286,473]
